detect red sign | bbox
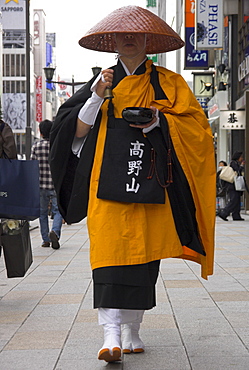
[59,81,67,90]
[36,76,42,122]
[34,20,39,42]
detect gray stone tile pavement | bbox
[1,214,249,369]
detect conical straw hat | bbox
[79,6,184,54]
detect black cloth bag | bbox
[97,100,167,204]
[1,221,33,278]
[0,158,40,220]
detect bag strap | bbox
[150,64,168,100]
[106,63,172,187]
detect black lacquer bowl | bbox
[122,107,154,124]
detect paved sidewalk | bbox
[1,214,249,370]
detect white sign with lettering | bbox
[220,111,245,130]
[195,0,223,50]
[0,0,25,30]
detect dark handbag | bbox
[216,177,227,197]
[217,186,227,197]
[0,220,33,278]
[0,158,40,220]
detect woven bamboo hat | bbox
[79,6,184,54]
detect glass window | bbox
[21,54,25,76]
[5,54,10,77]
[11,81,15,93]
[21,81,26,93]
[3,81,10,93]
[16,54,20,76]
[11,55,15,76]
[16,80,21,92]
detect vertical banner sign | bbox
[185,0,209,70]
[34,13,40,45]
[46,43,54,91]
[36,76,42,122]
[195,0,223,49]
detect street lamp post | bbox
[43,67,86,95]
[92,66,102,76]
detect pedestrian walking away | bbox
[31,120,63,249]
[49,5,216,364]
[218,151,248,221]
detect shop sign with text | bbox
[220,111,245,130]
[185,0,209,70]
[36,77,42,123]
[195,0,223,50]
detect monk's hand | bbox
[96,69,114,98]
[129,106,158,130]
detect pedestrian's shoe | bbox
[98,324,122,362]
[233,218,245,221]
[122,323,145,354]
[217,212,228,221]
[41,242,50,248]
[49,231,60,249]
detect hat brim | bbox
[79,6,185,54]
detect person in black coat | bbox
[218,152,245,221]
[0,119,17,159]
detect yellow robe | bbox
[87,60,216,279]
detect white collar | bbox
[118,57,147,75]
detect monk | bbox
[50,6,216,363]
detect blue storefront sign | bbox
[185,27,209,69]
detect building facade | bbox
[1,0,34,157]
[157,0,249,211]
[0,0,56,157]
